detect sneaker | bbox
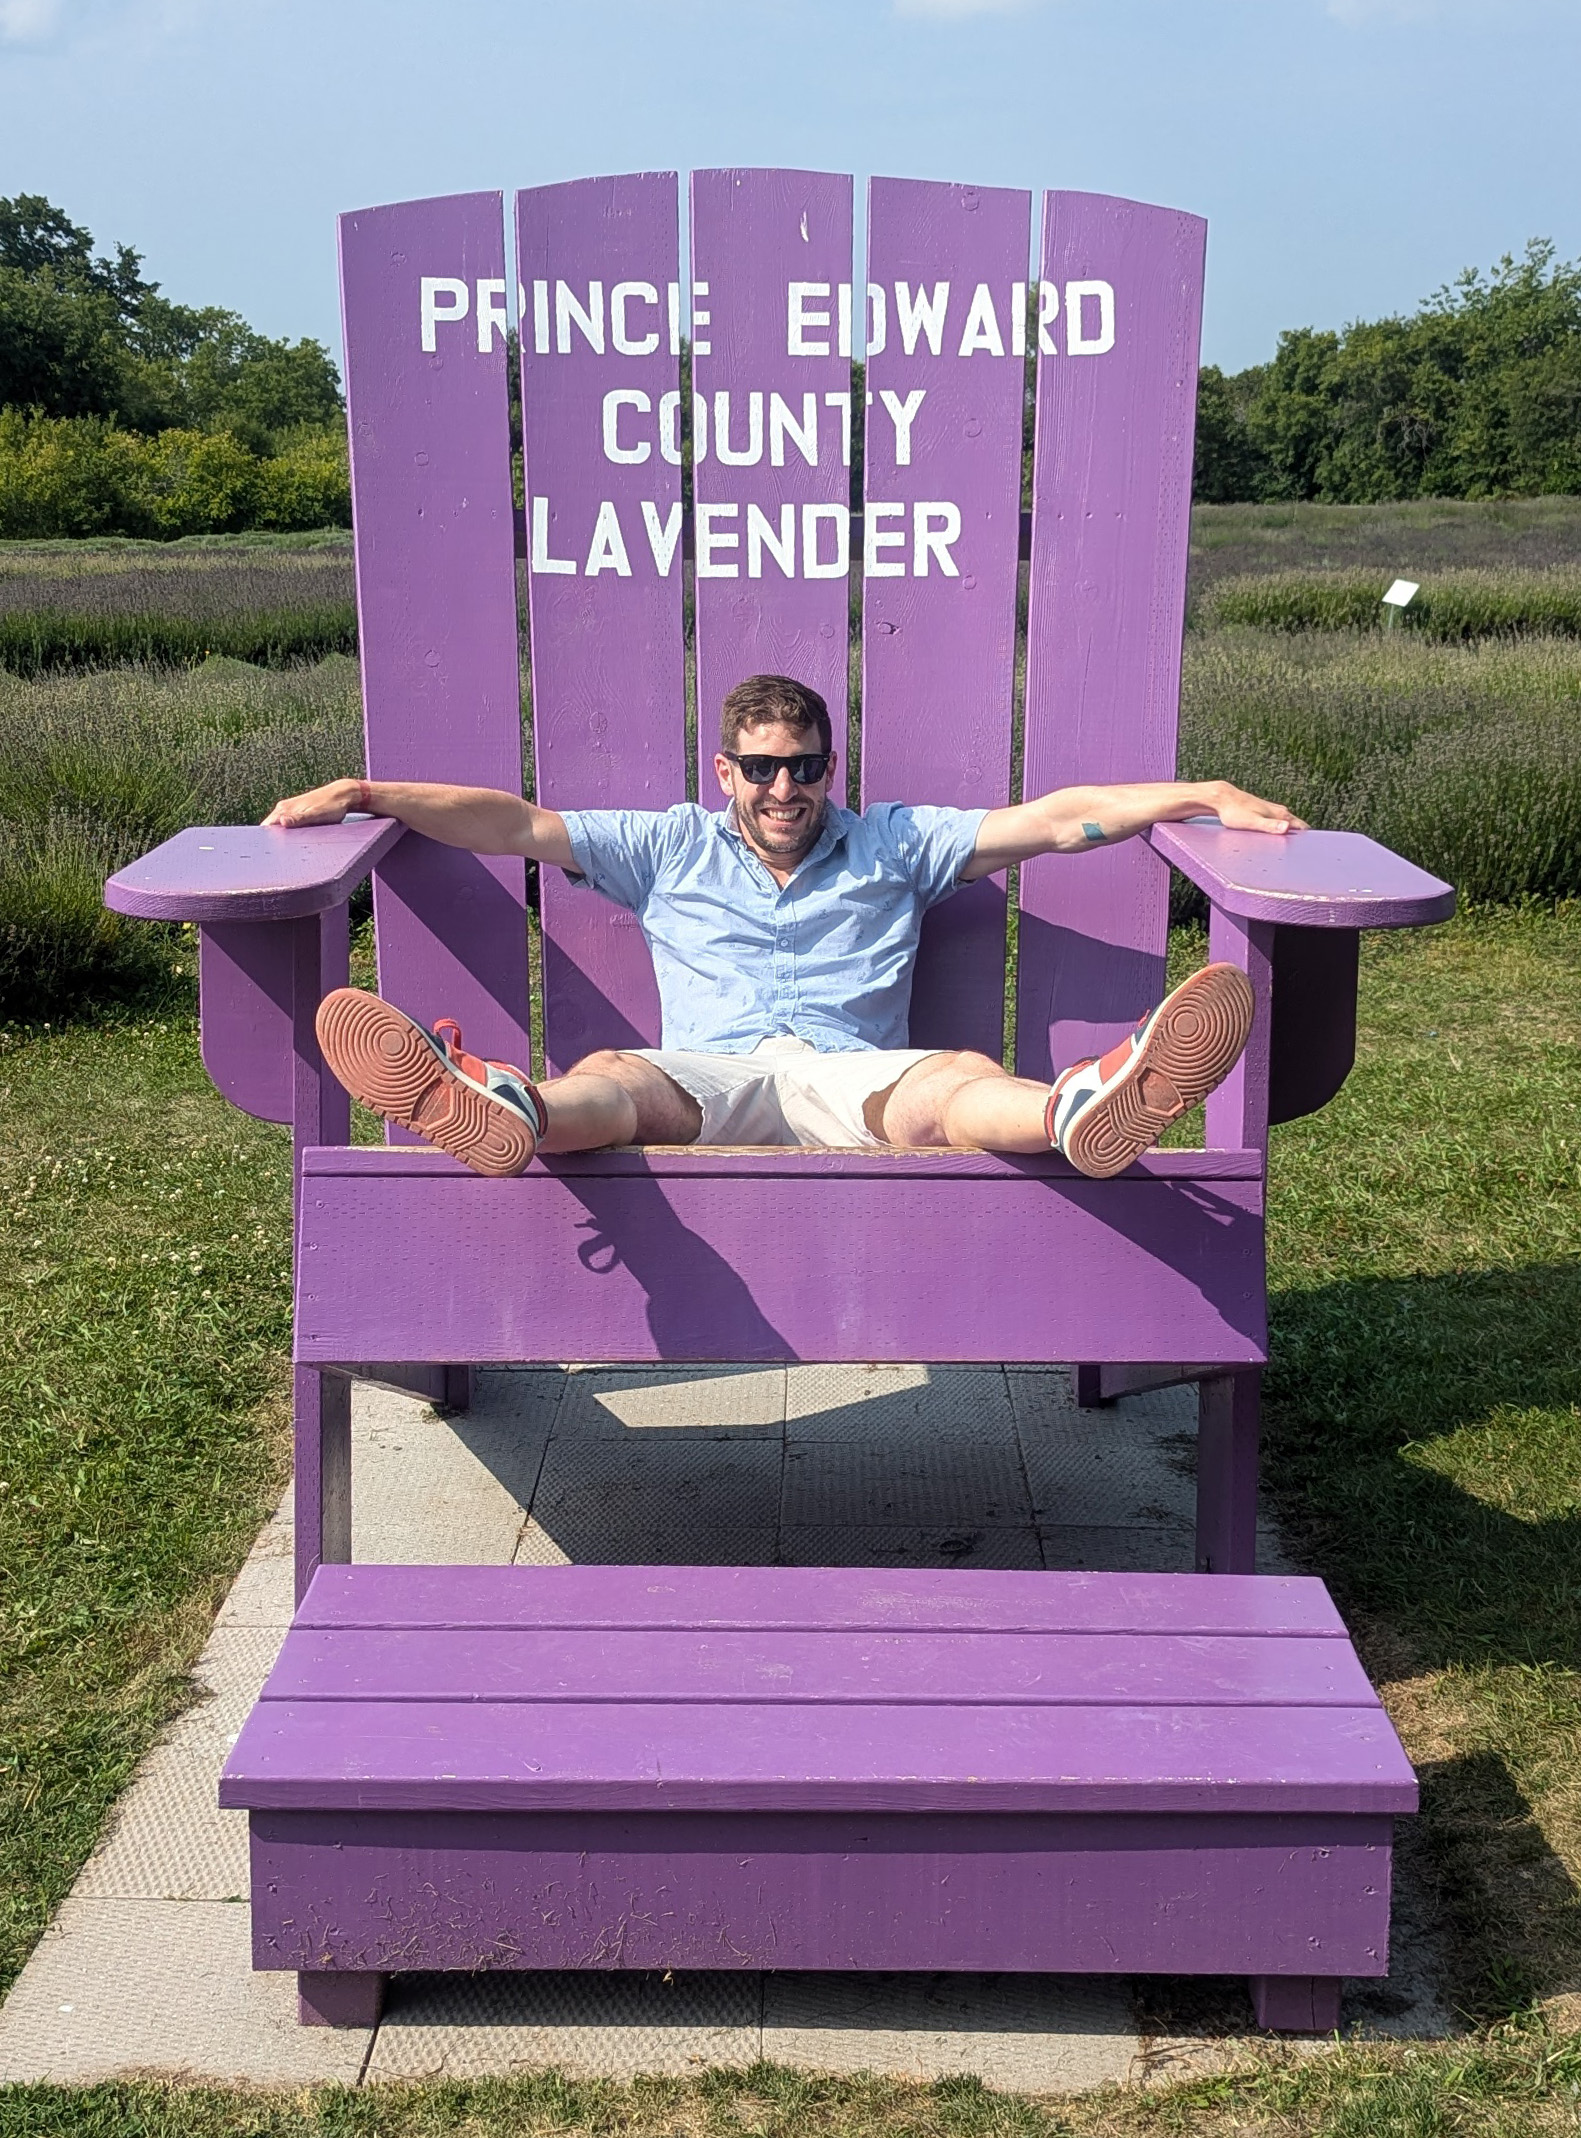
[1045,962,1255,1179]
[316,989,546,1178]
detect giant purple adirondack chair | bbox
[108,173,1452,2037]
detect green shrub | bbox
[0,810,184,1017]
[0,408,350,541]
[1199,566,1581,639]
[1175,628,1581,916]
[0,658,362,1018]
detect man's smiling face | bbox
[714,719,836,872]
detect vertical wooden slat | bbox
[338,194,530,1070]
[690,168,853,799]
[517,173,685,1072]
[862,177,1028,1056]
[1016,194,1206,1081]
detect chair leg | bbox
[298,1971,385,2027]
[294,1365,352,1606]
[1073,1364,1111,1409]
[1195,1368,1260,1574]
[1250,1975,1342,2033]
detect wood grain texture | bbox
[1150,823,1456,928]
[861,177,1028,1056]
[222,1698,1415,1814]
[293,1562,1351,1636]
[338,194,531,1071]
[248,1807,1396,1977]
[1017,194,1206,1082]
[105,821,404,923]
[293,1166,1267,1365]
[518,173,686,1070]
[690,169,853,794]
[261,1628,1378,1707]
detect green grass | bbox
[5,2030,1581,2135]
[1199,568,1581,641]
[1259,906,1581,2025]
[0,1014,295,1999]
[1,913,1578,2106]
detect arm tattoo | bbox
[1082,821,1106,844]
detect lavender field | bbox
[3,504,1580,1020]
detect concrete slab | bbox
[556,1365,785,1436]
[515,1516,780,1566]
[213,1487,294,1630]
[761,1973,1138,2093]
[368,1971,761,2080]
[781,1441,1032,1528]
[1018,1425,1196,1530]
[352,1379,544,1564]
[529,1434,782,1563]
[786,1365,1019,1445]
[74,1743,250,1902]
[1039,1524,1196,1574]
[779,1525,1045,1569]
[0,1899,369,2084]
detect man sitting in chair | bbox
[266,673,1305,1181]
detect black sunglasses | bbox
[724,750,832,786]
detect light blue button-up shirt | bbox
[559,801,987,1053]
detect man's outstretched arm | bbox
[263,777,578,871]
[960,779,1304,882]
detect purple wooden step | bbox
[291,1561,1348,1633]
[222,1563,1413,1819]
[226,1564,1411,1994]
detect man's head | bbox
[714,674,836,870]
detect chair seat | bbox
[222,1563,1413,1981]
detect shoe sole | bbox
[1061,963,1255,1180]
[316,989,537,1178]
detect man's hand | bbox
[263,775,577,869]
[263,779,363,829]
[1206,782,1308,836]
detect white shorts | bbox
[630,1037,941,1148]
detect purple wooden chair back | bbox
[338,175,1204,1085]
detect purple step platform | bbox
[222,1564,1414,2029]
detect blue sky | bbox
[2,0,1576,374]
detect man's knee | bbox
[931,1049,1007,1085]
[567,1048,637,1081]
[565,1048,701,1143]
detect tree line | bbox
[3,198,1579,531]
[1194,240,1581,503]
[0,193,341,449]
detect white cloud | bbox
[894,0,1038,18]
[0,0,64,41]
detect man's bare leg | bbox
[536,1049,704,1153]
[875,1050,1050,1153]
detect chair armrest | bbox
[1147,822,1454,929]
[105,818,407,925]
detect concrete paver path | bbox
[0,1365,1449,2091]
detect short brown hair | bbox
[720,674,832,755]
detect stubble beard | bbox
[739,789,827,871]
